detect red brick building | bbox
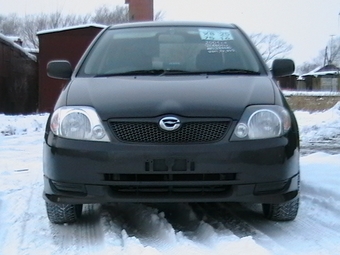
[125,0,154,21]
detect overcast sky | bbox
[1,0,339,66]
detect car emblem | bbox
[159,116,181,131]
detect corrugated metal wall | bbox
[0,37,38,114]
[37,26,104,113]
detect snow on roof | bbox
[6,35,22,42]
[302,70,340,77]
[24,47,39,54]
[283,90,340,97]
[0,33,36,62]
[37,23,107,36]
[301,64,340,77]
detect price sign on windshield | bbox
[199,29,233,41]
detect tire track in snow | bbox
[17,181,52,255]
[49,204,106,255]
[191,203,257,237]
[0,184,37,255]
[188,203,295,255]
[101,203,178,249]
[224,202,340,255]
[0,137,52,255]
[300,184,340,231]
[99,202,260,254]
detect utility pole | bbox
[338,12,340,34]
[329,34,335,64]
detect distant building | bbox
[125,0,154,21]
[276,74,298,90]
[300,64,340,91]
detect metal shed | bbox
[0,34,38,114]
[37,24,105,113]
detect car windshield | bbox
[77,26,264,77]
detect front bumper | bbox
[43,131,300,204]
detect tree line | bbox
[0,5,135,48]
[2,4,326,72]
[1,5,166,49]
[298,36,340,74]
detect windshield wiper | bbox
[95,68,260,77]
[95,69,166,77]
[159,69,202,76]
[95,69,204,77]
[205,69,261,75]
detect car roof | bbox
[108,21,237,30]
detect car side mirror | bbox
[271,59,295,77]
[47,60,72,79]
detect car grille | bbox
[108,120,230,143]
[110,185,231,194]
[104,173,236,182]
[104,173,235,195]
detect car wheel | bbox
[262,197,299,221]
[45,202,83,224]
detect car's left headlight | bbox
[50,106,110,142]
[231,105,291,140]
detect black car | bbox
[43,21,300,224]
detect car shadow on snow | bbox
[100,202,266,240]
[47,201,297,247]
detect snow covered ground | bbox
[0,101,340,255]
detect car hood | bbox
[66,75,275,120]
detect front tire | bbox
[46,202,83,224]
[262,197,299,221]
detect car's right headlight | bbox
[231,105,291,141]
[50,106,110,142]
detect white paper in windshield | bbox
[199,29,234,41]
[199,29,235,53]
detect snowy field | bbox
[0,101,340,255]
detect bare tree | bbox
[62,13,91,27]
[326,36,340,65]
[249,33,292,65]
[154,10,165,21]
[21,12,91,48]
[297,36,340,74]
[1,5,165,49]
[0,13,21,35]
[91,5,129,25]
[21,14,48,48]
[296,61,321,74]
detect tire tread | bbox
[263,198,299,221]
[46,202,82,224]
